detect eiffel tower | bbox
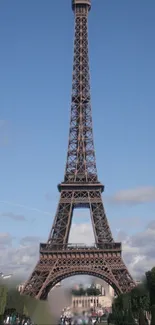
[22,0,135,300]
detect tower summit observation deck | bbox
[72,0,91,11]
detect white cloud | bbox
[0,233,12,246]
[69,223,95,245]
[116,224,155,279]
[0,221,155,283]
[0,212,26,221]
[112,186,155,204]
[0,243,39,276]
[20,236,41,246]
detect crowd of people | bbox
[59,314,109,325]
[3,314,34,325]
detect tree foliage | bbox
[112,281,150,325]
[150,305,155,325]
[72,286,101,296]
[5,288,24,315]
[4,287,38,318]
[146,267,155,306]
[0,285,7,316]
[113,294,124,311]
[138,309,148,325]
[0,283,52,325]
[131,283,150,317]
[146,267,155,324]
[125,308,136,325]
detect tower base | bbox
[21,243,135,300]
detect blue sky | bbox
[0,0,155,248]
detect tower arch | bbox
[39,268,121,300]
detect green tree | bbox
[131,283,150,320]
[72,286,101,296]
[86,287,101,296]
[122,292,131,310]
[146,267,155,324]
[72,288,86,296]
[146,267,155,306]
[113,294,124,311]
[0,284,7,323]
[5,288,24,315]
[107,313,113,324]
[138,309,148,325]
[112,297,124,325]
[150,305,155,325]
[113,310,124,325]
[111,282,150,325]
[126,308,136,325]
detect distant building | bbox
[95,283,115,297]
[108,285,115,297]
[71,283,115,313]
[95,283,105,295]
[95,283,101,290]
[72,294,113,313]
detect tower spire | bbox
[65,0,96,183]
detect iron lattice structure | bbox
[22,0,135,300]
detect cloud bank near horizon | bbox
[1,220,155,282]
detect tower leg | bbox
[48,192,74,246]
[89,190,113,244]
